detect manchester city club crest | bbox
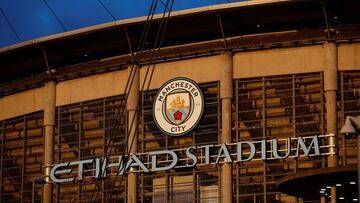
[153,77,204,136]
[165,92,190,125]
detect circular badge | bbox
[153,77,204,136]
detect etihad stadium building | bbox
[0,0,360,202]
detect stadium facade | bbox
[0,0,360,202]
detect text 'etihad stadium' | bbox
[50,135,331,183]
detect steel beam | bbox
[262,77,267,203]
[55,108,61,203]
[21,116,27,202]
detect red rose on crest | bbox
[174,111,183,120]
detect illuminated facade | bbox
[0,0,360,202]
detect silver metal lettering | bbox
[237,141,256,162]
[50,162,74,183]
[261,140,267,160]
[95,158,107,178]
[216,144,232,164]
[186,146,197,167]
[200,144,214,164]
[296,135,320,157]
[150,150,178,172]
[121,154,149,175]
[75,159,94,181]
[272,138,291,159]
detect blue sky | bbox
[0,0,246,48]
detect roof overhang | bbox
[0,0,359,85]
[277,165,358,200]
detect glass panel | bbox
[234,73,325,202]
[338,71,360,166]
[55,95,127,202]
[0,112,44,203]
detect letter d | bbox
[237,141,256,162]
[150,150,178,172]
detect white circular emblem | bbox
[153,77,204,136]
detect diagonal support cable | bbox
[97,0,117,21]
[90,0,162,201]
[111,1,175,201]
[42,0,67,31]
[321,2,330,38]
[0,8,21,42]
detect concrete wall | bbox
[56,70,128,106]
[0,87,44,120]
[233,45,324,78]
[338,43,360,70]
[1,43,359,121]
[140,55,221,90]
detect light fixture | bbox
[336,183,342,187]
[350,181,356,185]
[340,116,360,137]
[32,177,46,203]
[321,188,326,191]
[320,190,325,194]
[326,186,331,189]
[341,116,360,202]
[353,198,358,201]
[339,197,345,200]
[33,177,46,185]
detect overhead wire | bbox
[110,0,175,201]
[89,0,165,201]
[42,0,67,32]
[97,0,117,21]
[0,7,21,42]
[89,1,158,200]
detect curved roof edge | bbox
[0,0,290,54]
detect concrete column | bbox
[127,66,139,203]
[330,187,337,203]
[220,52,233,203]
[324,42,338,167]
[320,195,326,203]
[358,135,360,202]
[324,42,338,203]
[43,80,56,203]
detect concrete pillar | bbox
[320,195,326,203]
[324,42,338,203]
[323,42,338,168]
[220,52,233,203]
[358,135,360,202]
[127,66,139,203]
[43,80,56,203]
[330,187,337,203]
